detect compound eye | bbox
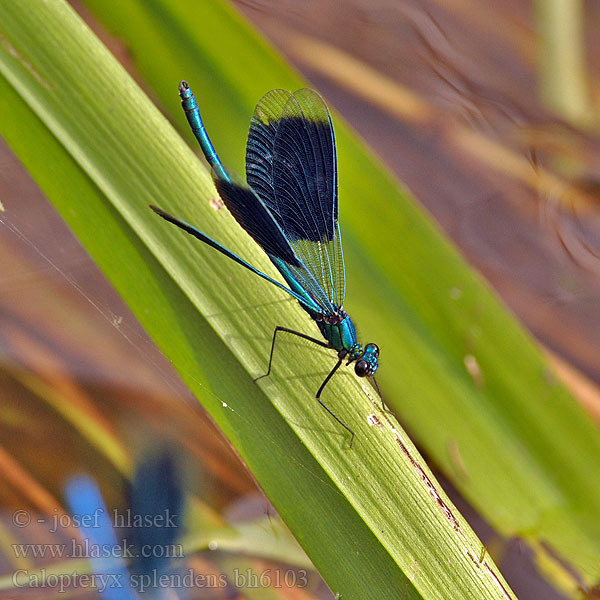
[355,360,369,377]
[366,343,379,357]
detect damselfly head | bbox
[354,343,379,377]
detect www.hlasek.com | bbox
[12,539,183,560]
[12,568,309,593]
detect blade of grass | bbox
[534,0,592,127]
[80,0,600,589]
[0,1,516,598]
[0,72,415,600]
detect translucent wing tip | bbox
[252,89,293,126]
[289,88,332,124]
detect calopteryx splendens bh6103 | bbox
[151,81,382,446]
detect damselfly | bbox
[152,81,383,446]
